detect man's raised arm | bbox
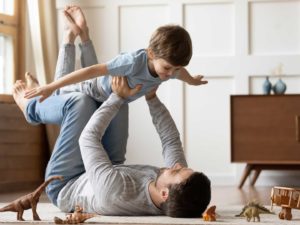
[145,89,187,168]
[79,77,141,198]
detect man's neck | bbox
[148,181,163,209]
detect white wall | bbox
[55,0,300,186]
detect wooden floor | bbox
[0,185,272,206]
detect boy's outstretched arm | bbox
[24,63,108,102]
[177,67,208,86]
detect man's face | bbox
[155,163,194,189]
[151,58,181,81]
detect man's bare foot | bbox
[62,10,79,43]
[13,73,40,115]
[65,5,90,42]
[65,5,88,32]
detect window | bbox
[0,0,14,15]
[0,0,24,94]
[0,35,13,92]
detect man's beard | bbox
[154,168,167,187]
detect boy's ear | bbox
[147,48,155,60]
[160,187,169,202]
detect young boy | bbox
[25,6,207,102]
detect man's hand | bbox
[145,86,158,101]
[24,84,55,102]
[111,76,142,99]
[188,75,208,86]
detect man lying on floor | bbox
[13,76,211,218]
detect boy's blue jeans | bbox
[25,41,128,205]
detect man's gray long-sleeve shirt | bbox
[57,93,187,215]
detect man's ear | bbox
[160,187,169,202]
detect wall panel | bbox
[249,0,300,55]
[119,5,169,52]
[185,77,235,176]
[184,2,235,56]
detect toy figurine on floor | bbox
[270,186,300,220]
[236,201,274,222]
[54,205,97,224]
[0,176,63,221]
[202,205,216,221]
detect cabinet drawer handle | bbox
[296,115,300,142]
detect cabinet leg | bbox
[238,164,253,189]
[250,169,261,186]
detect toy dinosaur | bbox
[0,176,63,221]
[202,205,216,221]
[243,206,261,222]
[235,201,274,222]
[54,205,97,224]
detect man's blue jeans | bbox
[24,41,128,205]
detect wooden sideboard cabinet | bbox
[0,95,48,192]
[231,95,300,188]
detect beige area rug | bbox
[0,203,300,225]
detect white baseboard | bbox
[209,171,300,187]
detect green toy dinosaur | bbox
[236,201,274,222]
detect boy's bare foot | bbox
[13,73,40,115]
[13,81,29,114]
[25,72,39,89]
[65,5,90,42]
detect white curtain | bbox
[27,0,59,151]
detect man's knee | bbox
[65,93,98,120]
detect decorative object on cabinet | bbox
[273,78,287,95]
[231,95,300,188]
[262,76,272,95]
[272,63,287,95]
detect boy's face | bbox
[150,58,182,81]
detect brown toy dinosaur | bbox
[54,205,97,224]
[202,205,216,221]
[0,176,63,221]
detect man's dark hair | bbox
[161,172,211,218]
[148,25,192,66]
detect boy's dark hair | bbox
[161,172,211,218]
[148,25,192,66]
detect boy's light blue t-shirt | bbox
[99,49,176,103]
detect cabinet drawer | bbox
[231,95,300,163]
